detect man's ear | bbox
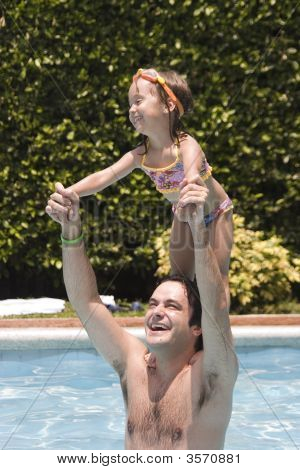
[192,325,202,337]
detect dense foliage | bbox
[0,0,299,304]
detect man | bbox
[46,178,238,450]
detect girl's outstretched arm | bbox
[67,150,140,197]
[180,135,205,182]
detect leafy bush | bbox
[155,214,300,313]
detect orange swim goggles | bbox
[132,68,184,117]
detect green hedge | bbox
[0,0,299,300]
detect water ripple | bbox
[1,347,299,450]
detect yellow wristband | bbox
[60,233,83,245]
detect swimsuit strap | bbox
[141,138,149,168]
[174,142,180,164]
[141,152,147,167]
[141,140,180,170]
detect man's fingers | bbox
[179,189,208,204]
[179,178,188,190]
[180,184,209,197]
[47,198,70,214]
[55,182,65,192]
[45,205,64,224]
[55,182,79,203]
[50,192,72,206]
[46,183,79,226]
[55,182,73,198]
[180,190,207,201]
[179,195,207,207]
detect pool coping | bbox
[1,325,300,349]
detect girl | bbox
[63,68,233,297]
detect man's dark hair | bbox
[158,274,203,351]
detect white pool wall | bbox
[0,326,300,350]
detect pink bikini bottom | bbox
[172,197,233,227]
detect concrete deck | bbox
[0,314,300,328]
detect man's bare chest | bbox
[123,366,197,449]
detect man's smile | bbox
[146,318,172,335]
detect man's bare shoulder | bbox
[112,333,147,377]
[120,345,149,405]
[126,344,149,371]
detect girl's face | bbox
[128,79,166,134]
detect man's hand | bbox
[176,176,209,227]
[46,183,81,239]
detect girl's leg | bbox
[208,209,234,306]
[169,215,195,280]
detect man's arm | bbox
[178,180,238,385]
[46,183,145,376]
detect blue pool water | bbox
[0,347,299,450]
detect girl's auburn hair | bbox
[140,69,194,153]
[157,69,194,117]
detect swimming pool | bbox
[0,347,299,450]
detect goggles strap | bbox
[133,69,184,117]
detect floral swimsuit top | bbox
[141,144,212,194]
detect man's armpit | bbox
[198,371,219,409]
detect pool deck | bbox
[0,315,300,349]
[0,314,300,328]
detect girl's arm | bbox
[67,150,139,197]
[180,135,205,181]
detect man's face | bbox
[144,281,200,350]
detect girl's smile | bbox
[128,80,168,135]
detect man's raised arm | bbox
[177,179,238,384]
[46,183,144,375]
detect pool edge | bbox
[1,326,300,349]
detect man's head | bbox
[144,274,203,353]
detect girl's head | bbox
[129,67,193,142]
